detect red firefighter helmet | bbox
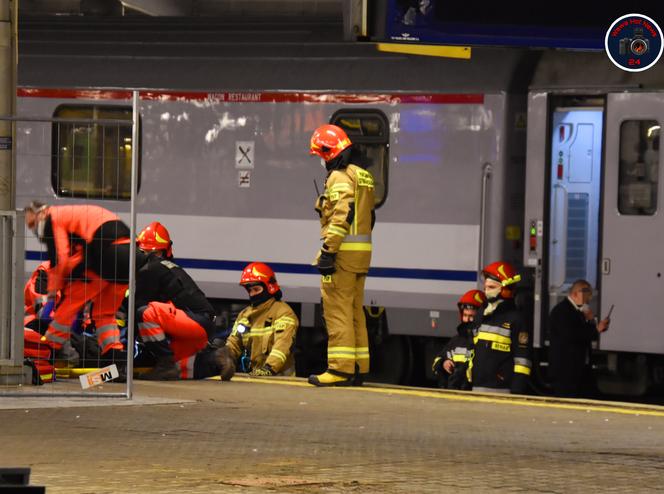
[309,124,352,162]
[457,289,486,321]
[482,261,521,298]
[137,221,173,258]
[239,262,280,295]
[457,289,487,312]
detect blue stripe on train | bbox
[25,251,477,282]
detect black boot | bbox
[54,340,80,367]
[353,373,367,387]
[139,357,180,381]
[100,349,128,383]
[352,364,366,386]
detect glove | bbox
[250,365,275,377]
[317,251,336,276]
[431,356,444,376]
[116,310,127,328]
[214,346,236,381]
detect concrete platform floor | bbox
[1,377,664,493]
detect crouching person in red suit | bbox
[129,222,233,380]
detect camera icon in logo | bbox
[619,27,649,56]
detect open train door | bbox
[600,93,663,355]
[523,92,604,356]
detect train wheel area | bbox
[2,376,664,493]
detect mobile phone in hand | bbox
[606,304,614,319]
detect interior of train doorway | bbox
[537,93,664,396]
[544,96,604,339]
[530,95,606,392]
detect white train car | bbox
[16,39,529,383]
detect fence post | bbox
[0,0,23,385]
[0,210,26,384]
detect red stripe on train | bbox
[17,88,484,105]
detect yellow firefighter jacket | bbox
[225,298,299,374]
[316,164,375,273]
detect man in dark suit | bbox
[548,280,610,398]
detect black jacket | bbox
[470,299,532,393]
[548,298,599,397]
[135,253,215,316]
[434,323,473,390]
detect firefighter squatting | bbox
[21,124,566,394]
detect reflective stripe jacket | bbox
[225,298,299,374]
[433,323,473,390]
[470,300,532,393]
[316,164,375,273]
[41,205,129,292]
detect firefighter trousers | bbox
[138,301,209,362]
[45,271,126,354]
[175,348,217,380]
[321,267,370,375]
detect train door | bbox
[523,94,604,351]
[600,93,663,354]
[547,108,604,315]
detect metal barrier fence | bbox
[0,91,139,399]
[0,210,24,372]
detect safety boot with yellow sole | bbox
[308,370,353,387]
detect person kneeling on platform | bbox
[222,262,299,377]
[432,289,486,390]
[25,202,131,369]
[127,221,234,381]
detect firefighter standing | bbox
[432,289,486,390]
[308,124,376,387]
[224,262,299,377]
[469,261,532,394]
[25,202,130,363]
[130,222,228,380]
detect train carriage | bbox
[16,22,664,392]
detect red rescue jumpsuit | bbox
[39,205,130,354]
[134,253,215,377]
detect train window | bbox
[51,105,139,200]
[331,110,389,207]
[618,120,659,215]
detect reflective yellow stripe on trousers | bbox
[514,357,532,375]
[269,349,288,364]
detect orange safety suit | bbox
[39,205,130,354]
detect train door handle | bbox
[602,258,611,275]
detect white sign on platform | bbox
[79,364,120,389]
[235,141,255,169]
